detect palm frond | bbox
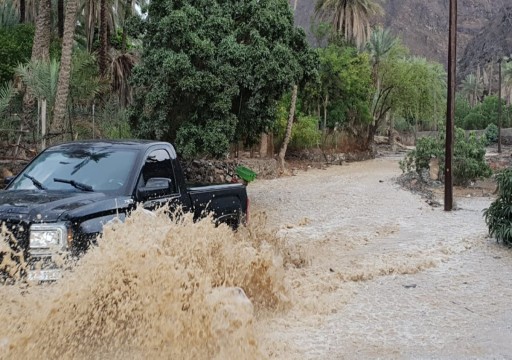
[0,81,17,114]
[110,49,138,107]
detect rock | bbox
[0,168,13,179]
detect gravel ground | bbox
[248,157,512,359]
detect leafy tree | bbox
[0,24,34,83]
[314,0,383,48]
[370,51,446,143]
[129,0,317,158]
[303,44,372,135]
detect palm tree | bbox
[52,0,79,136]
[16,59,59,147]
[367,27,399,143]
[315,0,383,48]
[31,0,51,61]
[20,0,51,138]
[503,62,512,106]
[460,73,483,107]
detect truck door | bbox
[135,149,189,214]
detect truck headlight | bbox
[29,223,68,250]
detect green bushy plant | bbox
[484,169,512,246]
[290,115,321,150]
[400,127,491,185]
[484,123,498,144]
[453,130,492,185]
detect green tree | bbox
[303,44,372,136]
[129,0,317,158]
[0,23,34,83]
[315,0,383,48]
[370,52,446,143]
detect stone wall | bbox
[179,158,279,184]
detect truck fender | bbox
[78,213,127,235]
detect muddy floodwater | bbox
[1,157,512,359]
[250,158,512,359]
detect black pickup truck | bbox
[0,140,249,281]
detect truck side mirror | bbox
[137,177,172,201]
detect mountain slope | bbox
[292,0,508,67]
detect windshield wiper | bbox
[23,174,47,190]
[54,178,94,192]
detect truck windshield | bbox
[8,147,138,193]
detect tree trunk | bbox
[57,0,64,38]
[122,0,133,53]
[259,133,268,158]
[52,0,79,137]
[20,0,26,23]
[322,93,328,134]
[31,0,51,61]
[99,0,108,77]
[488,63,493,96]
[388,112,394,146]
[22,0,51,137]
[278,85,298,172]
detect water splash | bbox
[0,208,292,359]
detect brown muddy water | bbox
[1,157,512,359]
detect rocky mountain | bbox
[292,0,510,72]
[459,6,512,79]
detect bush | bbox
[484,123,498,144]
[484,169,512,245]
[400,127,491,186]
[453,130,492,185]
[290,115,321,150]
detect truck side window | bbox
[139,149,177,194]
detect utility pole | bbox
[498,59,502,153]
[445,0,457,212]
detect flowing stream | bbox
[1,157,511,359]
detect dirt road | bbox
[249,157,512,359]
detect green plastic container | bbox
[235,166,257,183]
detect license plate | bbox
[27,269,61,282]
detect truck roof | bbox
[46,140,171,152]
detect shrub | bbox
[290,115,321,150]
[484,169,512,246]
[484,123,498,144]
[453,130,492,185]
[400,127,491,186]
